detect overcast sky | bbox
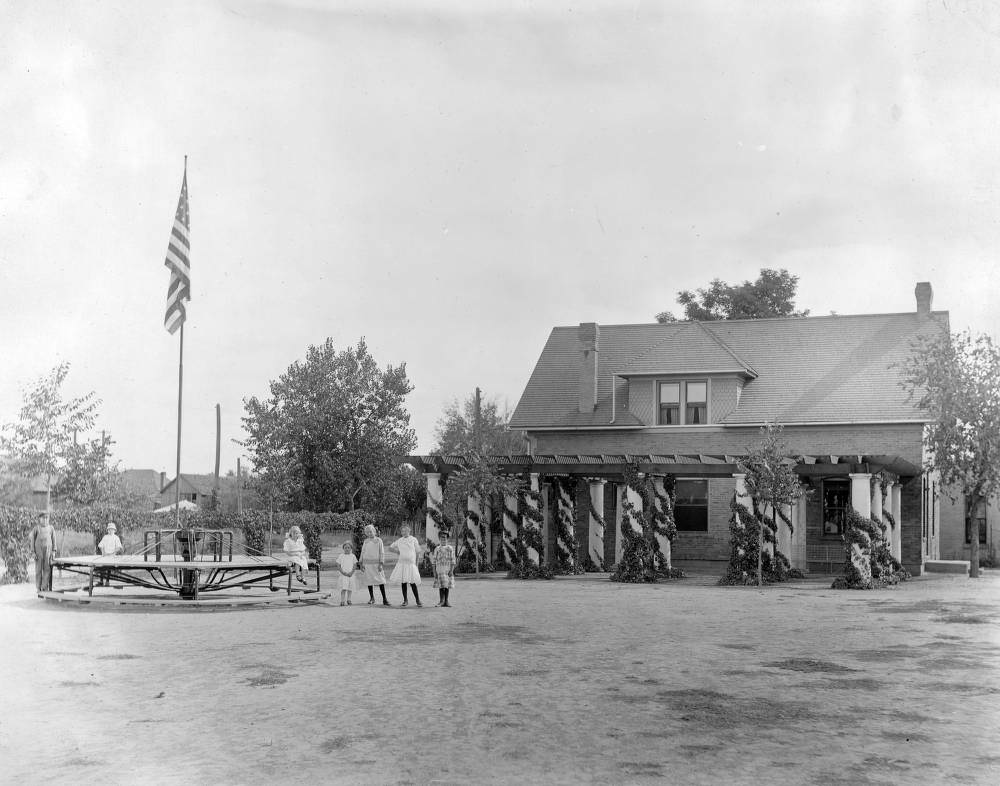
[2,0,999,477]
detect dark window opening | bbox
[823,479,849,537]
[675,479,708,532]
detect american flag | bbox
[164,166,191,335]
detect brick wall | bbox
[670,477,732,562]
[531,423,924,465]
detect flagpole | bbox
[174,320,184,530]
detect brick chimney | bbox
[578,322,599,413]
[915,282,933,318]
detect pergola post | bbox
[850,473,872,518]
[890,482,902,562]
[777,503,793,560]
[424,472,442,546]
[502,491,519,565]
[466,491,483,566]
[587,479,606,569]
[522,473,542,566]
[554,477,576,569]
[871,482,885,530]
[614,485,625,564]
[650,476,672,571]
[625,479,644,534]
[791,490,808,570]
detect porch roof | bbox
[403,453,921,480]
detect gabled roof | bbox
[510,310,949,429]
[618,321,757,377]
[121,469,163,495]
[160,473,217,496]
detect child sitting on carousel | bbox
[282,526,309,585]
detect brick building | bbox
[409,282,958,576]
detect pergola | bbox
[403,453,917,572]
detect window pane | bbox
[659,383,679,404]
[659,405,679,425]
[686,404,707,424]
[687,382,707,404]
[675,479,708,531]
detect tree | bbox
[736,423,807,586]
[0,363,100,511]
[900,330,1000,579]
[656,268,809,323]
[242,338,417,513]
[432,393,525,455]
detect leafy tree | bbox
[433,393,525,455]
[656,268,809,323]
[900,330,1000,578]
[53,434,114,505]
[736,423,807,586]
[242,338,417,514]
[0,363,100,511]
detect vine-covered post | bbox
[614,484,625,564]
[625,476,644,536]
[890,482,902,562]
[466,490,483,572]
[553,476,577,572]
[522,473,542,565]
[586,478,606,569]
[424,472,443,548]
[650,476,673,571]
[870,480,884,531]
[776,502,792,558]
[848,472,873,580]
[502,490,519,565]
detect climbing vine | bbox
[551,477,582,575]
[719,495,797,586]
[832,507,909,589]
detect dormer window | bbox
[658,383,680,424]
[657,379,709,425]
[686,382,707,424]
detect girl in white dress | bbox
[336,542,358,606]
[282,526,309,584]
[388,524,423,607]
[359,524,390,606]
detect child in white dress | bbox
[388,524,423,607]
[336,542,358,606]
[283,526,309,585]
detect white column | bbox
[871,483,885,532]
[625,481,644,535]
[777,503,793,558]
[890,483,902,562]
[482,496,494,560]
[587,479,607,569]
[522,473,541,566]
[614,485,625,563]
[555,478,576,568]
[542,483,551,565]
[733,473,768,554]
[424,472,442,546]
[502,492,519,565]
[650,476,672,571]
[849,473,872,519]
[793,491,808,570]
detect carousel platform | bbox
[41,529,328,608]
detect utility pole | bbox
[213,404,221,511]
[474,386,482,453]
[236,457,243,515]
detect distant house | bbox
[158,474,217,508]
[120,469,165,509]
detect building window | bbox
[966,501,987,544]
[822,479,849,537]
[675,479,708,531]
[686,382,707,424]
[657,379,709,425]
[658,383,680,425]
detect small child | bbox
[336,542,358,606]
[432,530,456,607]
[283,526,309,584]
[97,522,124,556]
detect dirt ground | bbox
[1,569,998,786]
